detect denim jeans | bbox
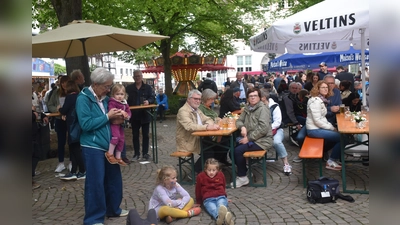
[306,129,341,160]
[203,196,228,220]
[296,126,307,147]
[273,128,288,158]
[296,115,306,126]
[131,120,150,156]
[82,147,123,225]
[234,142,263,176]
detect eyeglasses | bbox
[326,82,335,85]
[248,94,259,98]
[101,84,113,90]
[191,97,201,101]
[319,86,329,89]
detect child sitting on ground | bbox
[195,158,234,225]
[105,84,131,166]
[149,165,201,224]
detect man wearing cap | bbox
[230,72,248,103]
[318,62,330,80]
[335,65,355,92]
[262,82,279,103]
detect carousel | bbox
[142,51,234,96]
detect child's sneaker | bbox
[187,207,201,217]
[225,211,234,225]
[216,205,228,225]
[105,152,118,164]
[116,158,128,166]
[165,216,174,224]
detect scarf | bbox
[318,94,330,106]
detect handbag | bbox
[68,108,81,144]
[306,177,340,204]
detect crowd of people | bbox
[32,64,368,224]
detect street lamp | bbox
[103,53,116,74]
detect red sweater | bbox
[195,171,227,205]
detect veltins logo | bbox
[293,23,301,34]
[331,42,337,50]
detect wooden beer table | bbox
[192,122,238,188]
[129,104,159,164]
[336,113,369,194]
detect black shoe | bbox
[142,154,150,161]
[122,157,131,165]
[131,155,140,162]
[219,160,232,167]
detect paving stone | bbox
[32,115,369,224]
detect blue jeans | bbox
[296,116,306,126]
[296,126,307,147]
[82,147,123,225]
[306,129,341,160]
[234,142,263,176]
[203,196,228,220]
[273,128,288,158]
[55,118,68,162]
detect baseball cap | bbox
[263,83,272,89]
[232,87,241,93]
[319,62,327,67]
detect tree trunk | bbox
[51,0,90,86]
[160,39,173,95]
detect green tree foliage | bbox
[32,0,270,95]
[53,63,66,75]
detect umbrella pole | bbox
[79,38,91,84]
[360,29,367,107]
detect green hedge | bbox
[165,95,186,115]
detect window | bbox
[120,68,123,75]
[237,67,244,72]
[126,69,128,75]
[130,69,133,76]
[245,67,252,72]
[237,56,243,66]
[245,56,252,65]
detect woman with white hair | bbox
[76,68,128,224]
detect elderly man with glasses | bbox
[176,89,220,177]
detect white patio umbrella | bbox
[250,0,369,105]
[32,20,169,58]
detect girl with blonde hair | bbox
[149,165,201,223]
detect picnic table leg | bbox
[340,133,347,192]
[230,134,236,188]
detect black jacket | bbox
[335,71,355,92]
[126,82,155,123]
[198,79,218,93]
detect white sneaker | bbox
[292,155,302,163]
[55,163,66,173]
[283,164,292,175]
[68,162,72,172]
[230,176,249,188]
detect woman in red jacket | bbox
[195,158,234,225]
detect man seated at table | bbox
[176,89,220,178]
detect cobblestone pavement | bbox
[32,115,369,225]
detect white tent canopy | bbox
[249,0,369,105]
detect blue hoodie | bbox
[76,87,111,151]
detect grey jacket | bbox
[236,101,273,150]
